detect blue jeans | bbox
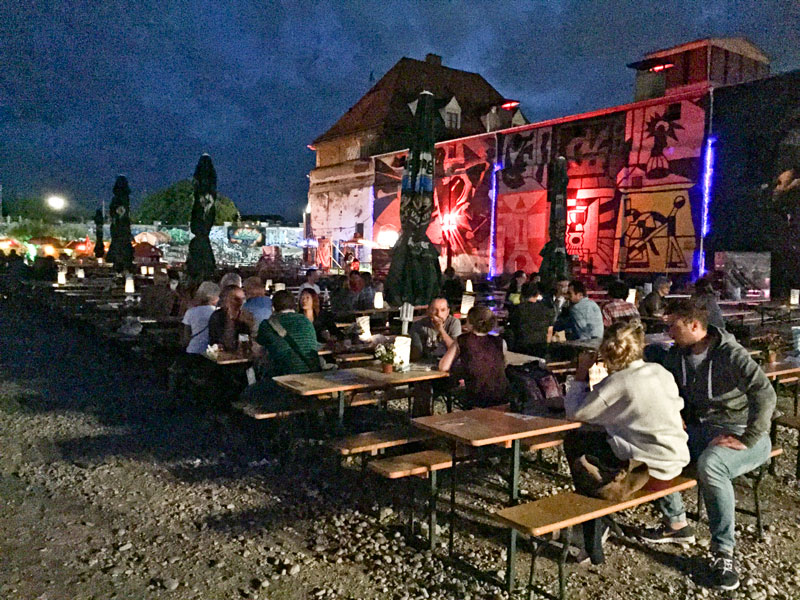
[656,424,772,554]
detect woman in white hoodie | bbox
[564,320,690,563]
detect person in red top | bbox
[601,280,640,327]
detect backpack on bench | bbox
[506,361,565,415]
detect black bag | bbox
[506,362,565,415]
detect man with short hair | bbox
[601,279,640,326]
[640,276,671,318]
[543,278,570,324]
[298,268,321,296]
[640,299,775,591]
[410,297,462,361]
[555,281,604,340]
[256,290,320,376]
[242,276,272,328]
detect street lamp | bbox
[46,195,66,211]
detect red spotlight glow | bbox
[501,100,520,110]
[649,63,674,73]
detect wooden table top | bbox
[345,365,450,385]
[762,358,800,379]
[413,408,581,447]
[208,350,253,365]
[504,351,541,366]
[273,369,370,396]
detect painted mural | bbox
[313,96,708,277]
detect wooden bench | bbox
[369,432,568,550]
[776,376,800,415]
[496,477,697,599]
[773,415,800,477]
[235,392,379,420]
[328,427,433,457]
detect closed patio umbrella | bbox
[106,175,134,272]
[186,154,217,283]
[93,208,105,258]
[538,156,571,288]
[384,91,441,306]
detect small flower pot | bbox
[382,363,394,374]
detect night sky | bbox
[2,1,799,220]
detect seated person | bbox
[242,276,272,328]
[297,267,321,296]
[504,281,554,357]
[330,275,357,319]
[219,271,242,289]
[639,276,671,319]
[298,287,341,343]
[505,270,527,307]
[601,279,640,327]
[691,276,725,330]
[208,285,255,352]
[554,280,604,341]
[564,320,690,564]
[181,282,220,355]
[410,297,462,361]
[256,290,321,376]
[439,306,508,409]
[139,271,178,318]
[355,271,376,310]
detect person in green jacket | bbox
[640,299,775,591]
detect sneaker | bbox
[639,523,696,545]
[708,551,739,590]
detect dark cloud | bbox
[1,0,798,218]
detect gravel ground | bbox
[1,300,800,600]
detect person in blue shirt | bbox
[555,280,604,340]
[242,276,272,328]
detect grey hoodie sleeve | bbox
[732,346,777,447]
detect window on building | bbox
[445,111,460,129]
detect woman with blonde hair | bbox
[563,320,690,564]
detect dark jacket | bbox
[661,325,775,447]
[639,291,664,318]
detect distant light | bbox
[376,228,399,248]
[42,244,56,256]
[0,241,11,250]
[46,196,66,211]
[441,213,458,233]
[649,63,674,73]
[307,144,316,151]
[501,100,520,110]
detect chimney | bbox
[425,53,442,67]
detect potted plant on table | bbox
[752,332,785,364]
[375,343,396,373]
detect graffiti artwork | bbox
[227,226,266,247]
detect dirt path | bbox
[2,300,800,600]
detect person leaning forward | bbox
[640,298,775,592]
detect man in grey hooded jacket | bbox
[640,299,775,591]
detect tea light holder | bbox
[357,315,371,341]
[791,289,799,306]
[140,265,148,275]
[147,266,155,275]
[460,294,475,317]
[274,283,285,291]
[76,268,85,279]
[394,336,411,369]
[97,258,104,265]
[124,276,135,295]
[465,279,473,293]
[373,291,384,309]
[265,279,273,290]
[57,270,67,285]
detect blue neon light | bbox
[488,161,502,278]
[696,135,716,278]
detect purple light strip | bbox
[697,135,715,277]
[488,162,501,278]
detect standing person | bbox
[640,299,775,591]
[564,321,690,564]
[208,285,255,352]
[242,276,272,328]
[439,306,509,409]
[409,297,462,361]
[601,280,640,326]
[298,268,321,296]
[639,276,671,318]
[555,280,604,341]
[505,270,527,306]
[504,282,554,357]
[692,276,725,330]
[181,282,220,355]
[256,290,321,376]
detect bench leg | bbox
[448,441,458,557]
[769,421,778,476]
[510,438,521,504]
[337,391,345,426]
[407,478,416,539]
[506,528,517,595]
[557,526,572,600]
[753,467,765,539]
[429,470,438,551]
